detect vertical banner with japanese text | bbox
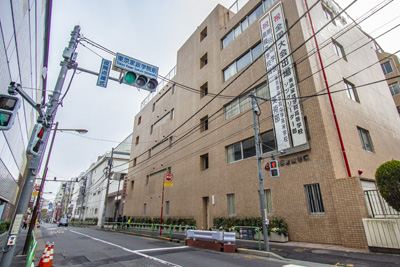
[271,4,307,147]
[260,13,291,151]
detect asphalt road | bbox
[40,224,322,267]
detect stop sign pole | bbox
[160,172,173,236]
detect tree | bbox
[375,160,400,212]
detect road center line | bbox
[70,230,182,267]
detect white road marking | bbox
[70,230,183,266]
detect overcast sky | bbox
[42,0,400,199]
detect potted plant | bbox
[268,217,288,242]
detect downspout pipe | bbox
[304,0,352,177]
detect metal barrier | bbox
[103,222,196,239]
[25,229,37,267]
[186,230,236,244]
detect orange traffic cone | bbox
[37,242,49,267]
[47,243,54,267]
[41,244,50,267]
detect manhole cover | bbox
[312,249,331,254]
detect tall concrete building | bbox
[0,0,52,218]
[125,0,400,248]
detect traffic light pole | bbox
[250,91,270,252]
[0,26,81,267]
[22,122,58,254]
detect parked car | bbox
[58,218,68,227]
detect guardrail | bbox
[103,222,196,239]
[26,229,37,267]
[186,230,236,244]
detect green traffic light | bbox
[124,72,136,84]
[0,112,10,126]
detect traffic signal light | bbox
[270,160,279,178]
[121,70,158,92]
[0,94,21,131]
[27,124,46,156]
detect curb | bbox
[237,248,285,260]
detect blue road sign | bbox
[96,59,112,88]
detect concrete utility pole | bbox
[0,26,81,267]
[78,177,87,222]
[101,148,114,228]
[251,91,270,252]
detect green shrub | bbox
[375,160,400,212]
[268,217,288,236]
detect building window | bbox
[221,2,271,49]
[200,153,209,170]
[389,82,400,96]
[225,84,268,119]
[143,203,147,216]
[332,39,346,60]
[94,208,98,215]
[150,125,153,134]
[322,5,336,25]
[169,136,173,147]
[200,82,208,98]
[137,116,142,125]
[264,189,273,215]
[397,106,400,115]
[165,201,170,216]
[227,194,235,216]
[381,61,393,75]
[170,108,175,120]
[131,180,134,190]
[146,175,149,186]
[223,42,263,81]
[358,127,374,152]
[172,84,176,94]
[200,53,208,68]
[304,183,325,214]
[200,116,209,132]
[135,136,140,145]
[133,158,137,167]
[200,27,207,41]
[344,80,359,102]
[227,131,275,163]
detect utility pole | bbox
[251,91,270,252]
[78,177,87,222]
[101,148,114,228]
[0,26,80,267]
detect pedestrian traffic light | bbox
[27,124,46,156]
[270,160,279,178]
[121,70,158,92]
[0,94,21,131]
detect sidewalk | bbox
[0,227,46,267]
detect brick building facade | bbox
[124,0,400,248]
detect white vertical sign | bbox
[271,5,307,147]
[260,13,291,151]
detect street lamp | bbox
[23,122,87,254]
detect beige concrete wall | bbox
[124,0,400,248]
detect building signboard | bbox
[271,4,307,147]
[260,13,291,151]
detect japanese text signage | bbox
[115,53,159,80]
[260,13,291,151]
[96,59,112,88]
[271,5,307,147]
[259,3,307,150]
